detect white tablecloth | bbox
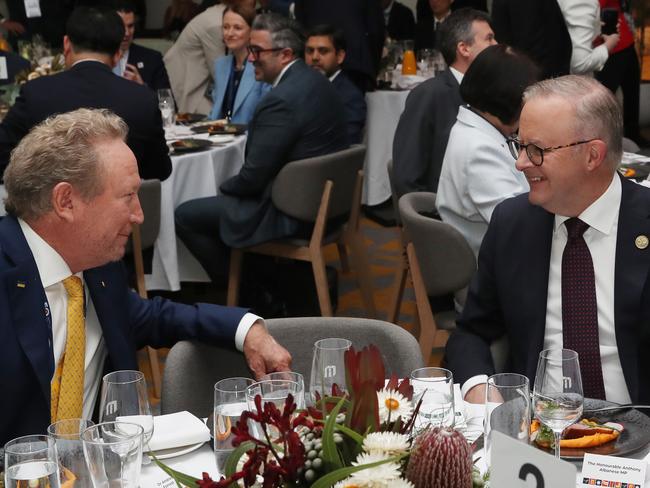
[362,90,410,206]
[146,136,246,291]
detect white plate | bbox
[148,441,206,460]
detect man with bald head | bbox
[445,75,650,407]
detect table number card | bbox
[581,453,646,488]
[490,431,577,488]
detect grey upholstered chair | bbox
[161,317,424,417]
[386,159,408,323]
[398,192,476,363]
[125,179,163,397]
[227,145,376,317]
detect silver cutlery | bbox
[583,404,650,414]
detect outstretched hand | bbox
[243,321,292,379]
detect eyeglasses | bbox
[247,45,283,60]
[507,137,597,166]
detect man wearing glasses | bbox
[445,75,650,407]
[175,13,348,285]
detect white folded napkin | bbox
[146,411,211,452]
[164,125,195,141]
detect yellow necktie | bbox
[51,276,86,422]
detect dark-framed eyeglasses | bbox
[506,137,597,166]
[247,45,283,60]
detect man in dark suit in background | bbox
[112,0,170,90]
[415,0,452,51]
[392,8,495,198]
[446,76,650,406]
[382,0,415,41]
[0,49,30,85]
[0,7,171,182]
[305,25,366,144]
[175,14,348,285]
[1,0,72,48]
[491,0,571,79]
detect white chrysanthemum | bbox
[376,388,413,424]
[363,432,410,455]
[349,452,402,486]
[335,478,372,488]
[385,478,415,488]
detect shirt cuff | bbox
[461,374,488,401]
[234,312,265,351]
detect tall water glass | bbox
[4,435,60,488]
[309,338,351,403]
[246,379,302,440]
[81,422,144,488]
[47,418,94,488]
[261,371,306,409]
[484,373,530,466]
[157,89,175,129]
[533,348,584,458]
[100,370,154,450]
[214,377,254,475]
[410,367,455,429]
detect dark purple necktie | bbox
[561,217,606,400]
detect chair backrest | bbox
[399,192,475,297]
[386,159,402,227]
[125,179,162,254]
[271,145,366,222]
[161,317,424,417]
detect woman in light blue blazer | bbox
[209,4,270,123]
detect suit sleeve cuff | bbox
[235,312,265,351]
[461,374,488,400]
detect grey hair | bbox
[523,75,623,170]
[3,108,129,220]
[252,13,304,58]
[438,8,492,66]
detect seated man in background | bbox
[0,107,291,445]
[0,6,171,182]
[392,8,496,198]
[112,0,171,90]
[305,24,366,144]
[445,75,650,406]
[175,14,348,285]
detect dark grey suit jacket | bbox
[392,69,462,197]
[445,177,650,403]
[217,60,349,248]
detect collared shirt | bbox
[544,174,630,403]
[113,49,129,77]
[328,69,342,83]
[433,11,451,31]
[449,66,463,85]
[18,219,262,418]
[383,1,394,25]
[272,59,299,88]
[462,175,631,403]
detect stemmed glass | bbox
[309,338,351,404]
[4,435,60,488]
[532,348,584,458]
[100,370,154,452]
[157,89,176,129]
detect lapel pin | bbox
[16,281,25,288]
[101,281,106,288]
[635,235,649,250]
[137,62,144,69]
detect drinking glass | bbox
[417,48,435,77]
[81,422,144,488]
[532,348,584,459]
[246,379,302,440]
[309,338,351,403]
[261,371,306,409]
[214,377,254,475]
[484,373,530,465]
[4,435,60,488]
[157,88,176,129]
[410,367,455,429]
[47,418,94,488]
[400,40,417,75]
[99,370,154,450]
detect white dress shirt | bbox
[272,59,299,88]
[462,175,632,403]
[19,219,261,418]
[113,49,129,77]
[557,0,608,75]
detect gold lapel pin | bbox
[635,235,649,250]
[16,281,26,288]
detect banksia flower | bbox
[405,427,472,488]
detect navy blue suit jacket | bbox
[217,60,349,248]
[0,215,248,444]
[0,61,171,182]
[331,71,366,145]
[127,43,171,91]
[445,177,650,403]
[0,50,30,86]
[386,2,415,41]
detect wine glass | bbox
[157,88,176,129]
[309,338,351,404]
[47,418,95,488]
[214,377,254,474]
[100,370,154,452]
[532,348,584,458]
[4,435,60,488]
[410,367,455,429]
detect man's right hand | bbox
[464,383,487,404]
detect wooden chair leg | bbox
[387,251,408,323]
[227,249,244,307]
[346,233,377,318]
[147,346,162,399]
[310,248,333,316]
[337,243,350,273]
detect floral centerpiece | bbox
[156,345,485,488]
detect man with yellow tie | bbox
[0,108,292,444]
